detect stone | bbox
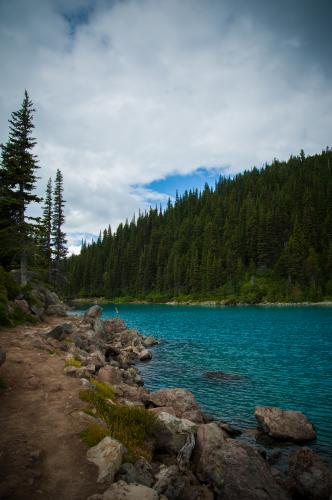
[84,305,102,320]
[86,436,126,483]
[45,304,67,316]
[104,318,127,335]
[148,388,204,423]
[154,412,198,454]
[117,458,154,487]
[255,406,317,442]
[14,298,30,314]
[218,422,242,437]
[97,366,123,385]
[100,480,160,499]
[64,366,78,377]
[0,347,6,367]
[288,447,332,500]
[149,406,177,417]
[193,424,290,499]
[46,323,73,340]
[154,465,186,499]
[94,318,106,337]
[204,371,243,380]
[142,335,159,347]
[139,349,152,361]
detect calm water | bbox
[74,304,332,461]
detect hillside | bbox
[64,149,332,303]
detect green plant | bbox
[64,357,81,368]
[80,424,110,447]
[79,389,158,460]
[90,378,116,400]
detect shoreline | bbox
[70,297,332,308]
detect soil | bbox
[0,317,103,500]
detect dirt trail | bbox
[0,317,102,500]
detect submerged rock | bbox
[86,436,126,483]
[255,406,317,443]
[204,371,243,380]
[288,447,332,500]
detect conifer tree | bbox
[39,177,53,274]
[0,91,41,285]
[52,169,67,276]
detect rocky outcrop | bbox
[255,406,317,442]
[90,480,161,500]
[86,436,126,483]
[148,388,204,423]
[288,447,332,499]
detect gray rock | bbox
[155,411,198,454]
[139,349,152,361]
[154,465,185,500]
[100,480,160,499]
[148,388,204,423]
[84,305,102,319]
[255,406,317,442]
[193,423,290,499]
[97,365,123,385]
[142,336,159,347]
[104,318,127,335]
[45,304,67,316]
[288,447,332,500]
[46,323,73,340]
[117,458,154,487]
[94,317,106,337]
[86,436,126,483]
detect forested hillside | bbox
[64,149,332,303]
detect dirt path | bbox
[0,318,102,500]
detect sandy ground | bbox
[0,317,102,500]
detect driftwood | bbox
[177,432,195,470]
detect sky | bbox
[0,0,331,254]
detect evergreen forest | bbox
[63,149,332,304]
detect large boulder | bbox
[45,323,73,340]
[84,305,102,320]
[117,457,154,487]
[288,447,332,500]
[154,465,186,499]
[193,423,290,500]
[148,388,204,423]
[86,436,126,483]
[97,366,123,385]
[255,406,316,443]
[104,318,127,335]
[95,480,160,499]
[154,411,198,454]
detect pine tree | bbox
[0,90,41,284]
[39,177,53,275]
[52,169,67,278]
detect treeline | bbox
[0,91,67,288]
[64,149,332,303]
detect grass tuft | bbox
[80,424,110,447]
[64,357,81,368]
[90,378,116,400]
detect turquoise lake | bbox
[74,304,332,461]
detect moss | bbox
[79,389,158,461]
[65,357,82,368]
[80,424,110,447]
[90,378,116,400]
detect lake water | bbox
[73,303,332,462]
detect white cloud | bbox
[1,0,331,249]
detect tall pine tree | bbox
[39,177,53,275]
[0,90,41,285]
[52,169,67,279]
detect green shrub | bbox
[90,378,116,400]
[80,424,110,447]
[65,357,81,368]
[79,389,158,460]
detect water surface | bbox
[74,304,332,461]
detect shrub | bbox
[79,389,158,460]
[65,357,81,368]
[80,424,110,447]
[90,378,116,400]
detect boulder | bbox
[98,480,160,500]
[86,436,126,483]
[117,457,154,487]
[45,323,73,340]
[94,318,106,338]
[84,304,102,319]
[139,349,152,361]
[149,406,177,417]
[104,318,127,335]
[142,336,159,347]
[14,298,30,314]
[113,383,149,404]
[288,447,332,500]
[154,465,186,499]
[0,348,6,367]
[204,371,243,380]
[148,388,204,423]
[155,411,198,454]
[45,304,67,316]
[193,424,290,499]
[97,366,123,385]
[255,406,317,442]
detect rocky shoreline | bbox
[1,302,331,499]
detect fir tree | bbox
[0,90,41,285]
[52,169,67,277]
[39,177,53,274]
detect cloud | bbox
[1,0,331,253]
